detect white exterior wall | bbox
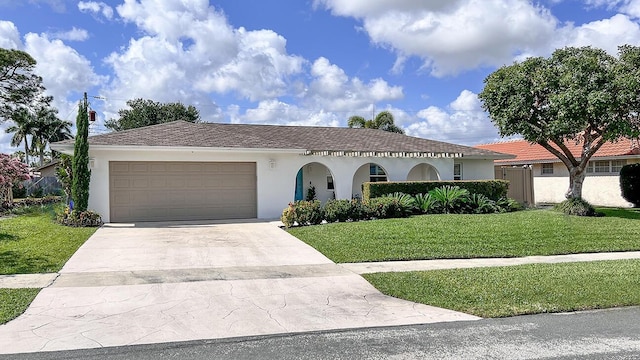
[532,162,634,207]
[458,159,496,180]
[87,147,497,222]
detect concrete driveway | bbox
[0,220,478,354]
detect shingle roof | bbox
[57,121,510,158]
[475,138,640,164]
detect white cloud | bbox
[554,14,640,54]
[0,20,22,48]
[228,100,341,127]
[406,90,501,145]
[100,0,309,124]
[302,57,403,112]
[316,0,640,76]
[78,1,114,20]
[50,27,89,41]
[23,32,107,123]
[316,0,557,76]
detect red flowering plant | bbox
[0,153,30,209]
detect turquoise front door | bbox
[294,168,304,201]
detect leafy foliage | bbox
[71,98,90,212]
[56,206,103,227]
[468,193,498,214]
[554,198,597,217]
[105,98,201,131]
[323,199,353,223]
[429,186,470,214]
[0,48,46,123]
[412,193,439,214]
[368,196,414,219]
[55,154,73,203]
[479,45,640,199]
[347,110,404,134]
[620,163,640,207]
[280,200,323,227]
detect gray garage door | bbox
[109,161,257,222]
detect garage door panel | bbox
[110,161,257,222]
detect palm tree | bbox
[30,106,72,166]
[347,110,404,134]
[5,108,35,166]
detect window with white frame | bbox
[453,163,462,180]
[586,159,626,174]
[369,164,387,182]
[327,174,334,190]
[541,163,554,175]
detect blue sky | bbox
[1,0,640,154]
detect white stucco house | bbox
[51,121,511,222]
[476,138,640,207]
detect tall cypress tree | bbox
[71,94,90,212]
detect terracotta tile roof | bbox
[475,138,640,164]
[55,121,512,159]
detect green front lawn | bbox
[364,259,640,318]
[288,209,640,263]
[0,204,97,274]
[0,289,40,324]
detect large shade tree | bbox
[478,45,640,200]
[347,110,405,134]
[0,48,46,123]
[105,98,201,131]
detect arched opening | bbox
[351,163,388,199]
[407,163,440,181]
[294,162,335,203]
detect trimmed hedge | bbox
[363,180,509,201]
[620,163,640,207]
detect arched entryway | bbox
[294,162,335,203]
[352,163,388,199]
[407,163,440,181]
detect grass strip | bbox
[364,259,640,318]
[288,209,640,263]
[0,204,97,274]
[0,288,40,324]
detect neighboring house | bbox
[22,160,62,197]
[51,121,511,222]
[476,139,640,207]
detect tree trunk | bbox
[565,167,586,199]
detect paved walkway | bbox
[3,251,640,289]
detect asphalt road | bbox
[5,307,639,360]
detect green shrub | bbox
[429,185,470,214]
[11,184,26,199]
[56,206,103,227]
[296,200,323,225]
[496,197,524,212]
[348,199,370,222]
[367,196,413,219]
[280,200,323,227]
[468,193,498,214]
[412,193,439,214]
[620,163,640,207]
[281,203,296,228]
[363,180,508,201]
[323,199,352,222]
[554,198,597,217]
[384,192,417,213]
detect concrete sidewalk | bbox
[3,251,640,289]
